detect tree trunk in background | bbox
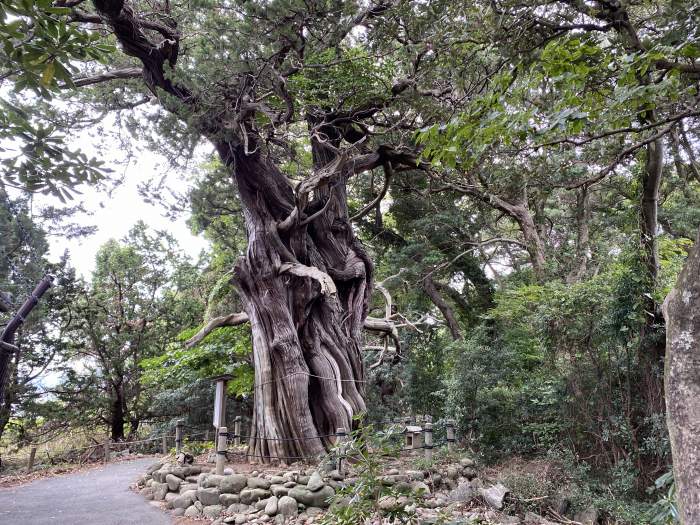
[0,344,18,441]
[423,275,462,340]
[567,186,591,283]
[516,206,547,281]
[463,187,546,280]
[217,134,369,461]
[638,138,665,416]
[663,229,700,525]
[110,383,125,441]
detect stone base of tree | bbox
[135,456,593,525]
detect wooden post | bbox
[404,416,411,448]
[103,440,111,463]
[26,446,37,473]
[162,435,168,455]
[446,419,456,452]
[424,421,433,462]
[216,426,227,475]
[175,420,184,455]
[212,376,230,429]
[233,416,242,446]
[336,427,347,475]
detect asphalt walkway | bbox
[0,457,172,525]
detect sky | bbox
[39,122,211,279]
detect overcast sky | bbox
[39,122,211,279]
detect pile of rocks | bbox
[136,456,599,525]
[137,461,343,524]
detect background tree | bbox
[59,224,198,440]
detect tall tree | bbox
[62,224,196,440]
[50,0,483,459]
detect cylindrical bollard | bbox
[26,446,37,473]
[162,435,168,455]
[446,419,456,452]
[103,440,111,463]
[424,421,433,462]
[336,427,347,475]
[216,426,228,475]
[175,420,184,455]
[234,416,242,446]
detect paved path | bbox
[0,458,172,525]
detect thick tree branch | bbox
[186,310,403,353]
[422,275,461,340]
[184,312,249,348]
[279,262,337,296]
[71,67,143,87]
[90,0,190,100]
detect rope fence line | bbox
[230,433,339,443]
[252,370,369,390]
[0,429,185,474]
[218,416,457,466]
[2,415,457,474]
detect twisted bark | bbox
[88,0,419,461]
[215,139,370,460]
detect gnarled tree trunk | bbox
[90,0,419,462]
[663,229,700,525]
[217,136,369,461]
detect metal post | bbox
[233,416,242,446]
[336,427,347,475]
[103,440,111,463]
[162,435,168,455]
[216,426,227,475]
[424,421,433,462]
[26,446,37,473]
[175,420,184,455]
[446,419,455,452]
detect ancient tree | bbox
[73,0,434,459]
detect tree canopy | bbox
[1,0,700,522]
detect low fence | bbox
[1,415,457,475]
[212,415,458,472]
[0,422,209,475]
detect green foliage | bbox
[0,0,113,93]
[52,224,201,438]
[0,0,115,195]
[289,47,395,112]
[322,422,418,525]
[439,254,675,490]
[141,325,253,397]
[648,471,680,525]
